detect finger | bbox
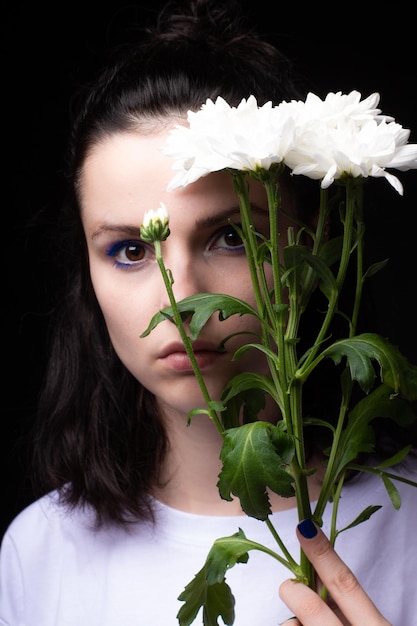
[280,578,344,626]
[280,618,301,626]
[295,519,391,626]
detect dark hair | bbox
[32,0,416,528]
[33,0,307,527]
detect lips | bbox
[159,341,225,372]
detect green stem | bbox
[347,464,417,488]
[232,172,284,406]
[296,179,359,379]
[350,184,364,335]
[329,473,345,545]
[239,534,304,578]
[264,518,303,576]
[313,181,364,523]
[232,173,276,328]
[299,186,332,309]
[234,170,314,586]
[313,376,351,522]
[154,240,224,435]
[319,473,345,602]
[263,177,313,586]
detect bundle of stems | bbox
[139,92,417,625]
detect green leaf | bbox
[217,422,295,520]
[324,383,415,482]
[302,417,335,433]
[319,235,343,268]
[323,333,417,395]
[222,387,266,428]
[376,445,413,469]
[326,387,380,476]
[380,473,402,510]
[336,505,382,536]
[187,400,226,425]
[204,532,251,584]
[363,258,389,280]
[232,342,279,364]
[362,390,417,427]
[282,244,338,304]
[177,529,253,626]
[177,566,236,626]
[221,372,284,413]
[140,293,259,340]
[177,528,292,626]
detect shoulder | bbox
[1,490,95,556]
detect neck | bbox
[153,408,324,516]
[154,408,235,514]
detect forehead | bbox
[79,130,271,231]
[81,130,175,197]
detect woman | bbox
[1,1,415,624]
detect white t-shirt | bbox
[0,464,416,625]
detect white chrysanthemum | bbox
[284,116,417,194]
[277,90,391,129]
[162,91,417,194]
[162,95,296,190]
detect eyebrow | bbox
[90,204,267,240]
[196,205,267,228]
[91,224,141,240]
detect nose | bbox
[159,252,206,308]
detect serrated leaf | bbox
[323,333,417,396]
[221,372,284,414]
[221,387,266,428]
[140,293,259,340]
[177,527,296,626]
[177,566,235,626]
[217,422,295,520]
[177,529,255,626]
[205,531,251,584]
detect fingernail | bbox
[297,518,317,539]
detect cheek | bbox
[223,263,275,308]
[215,262,257,299]
[89,266,152,348]
[93,282,155,382]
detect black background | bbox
[3,2,417,539]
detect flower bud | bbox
[140,203,170,242]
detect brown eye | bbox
[125,243,146,262]
[211,224,245,251]
[223,226,243,247]
[107,240,152,268]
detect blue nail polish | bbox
[298,518,317,538]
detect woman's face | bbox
[80,125,294,420]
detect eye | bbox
[105,240,153,268]
[210,224,245,252]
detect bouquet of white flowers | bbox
[140,90,417,626]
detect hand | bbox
[279,519,392,626]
